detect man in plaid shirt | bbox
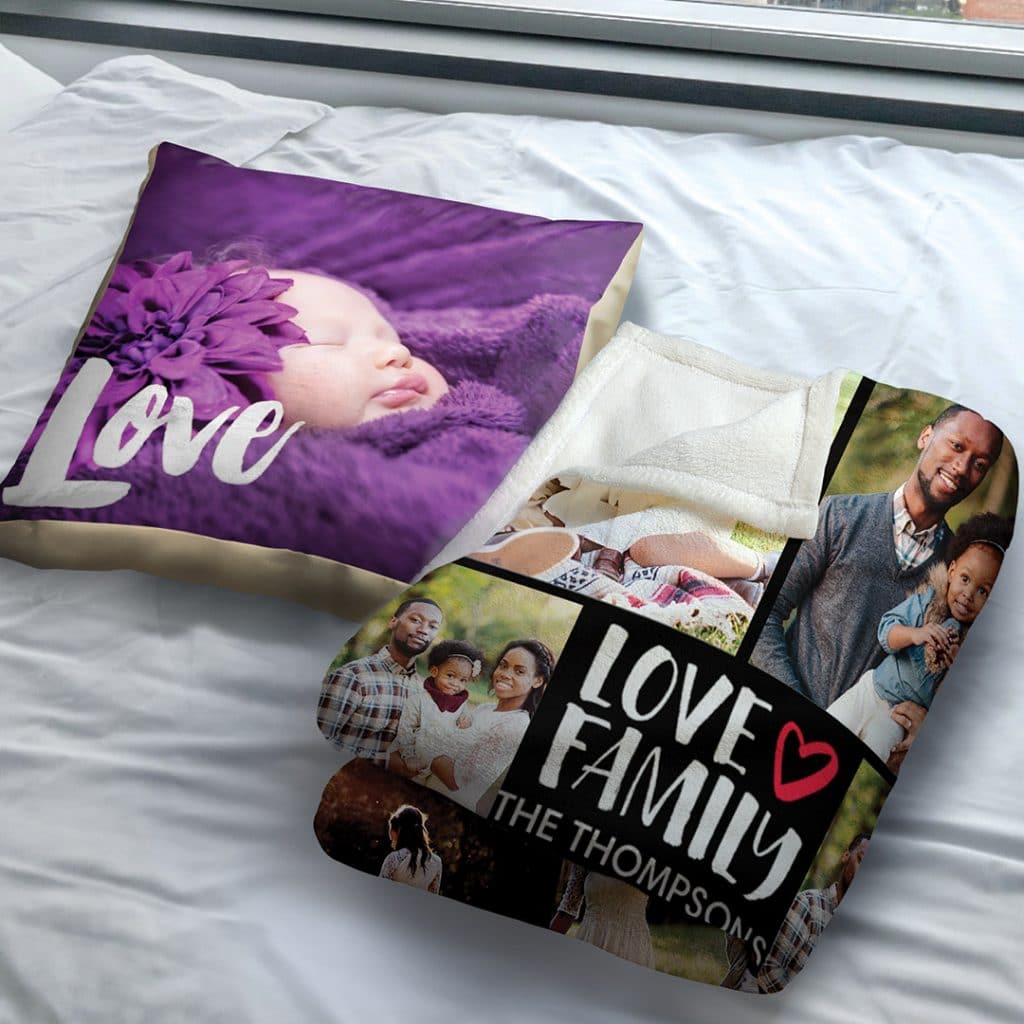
[756,831,870,993]
[318,597,444,766]
[722,832,871,993]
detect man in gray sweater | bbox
[751,404,1003,761]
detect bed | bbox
[1,43,1022,1023]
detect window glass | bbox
[759,0,1024,27]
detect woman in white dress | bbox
[378,804,443,894]
[425,639,555,815]
[549,862,655,969]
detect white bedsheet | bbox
[1,53,1022,1024]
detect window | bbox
[165,0,1024,77]
[3,0,1022,133]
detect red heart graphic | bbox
[773,721,839,802]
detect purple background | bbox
[1,144,641,581]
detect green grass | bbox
[730,521,787,555]
[834,371,862,434]
[649,923,728,984]
[681,613,748,655]
[466,681,494,706]
[560,921,728,985]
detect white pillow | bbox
[0,40,62,131]
[0,55,331,476]
[0,55,330,314]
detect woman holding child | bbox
[390,638,555,815]
[426,638,554,814]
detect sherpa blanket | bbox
[311,325,1016,994]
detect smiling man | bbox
[751,405,1003,761]
[317,597,444,765]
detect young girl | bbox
[828,512,1011,761]
[378,804,442,894]
[389,640,484,780]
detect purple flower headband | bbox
[42,252,312,478]
[81,251,308,422]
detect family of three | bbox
[316,596,556,816]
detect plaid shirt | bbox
[317,647,420,766]
[757,883,839,994]
[893,485,946,572]
[720,935,760,992]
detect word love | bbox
[4,358,303,509]
[538,623,801,901]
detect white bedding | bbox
[1,47,1022,1024]
[0,40,60,131]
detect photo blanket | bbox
[0,143,642,619]
[313,362,1016,993]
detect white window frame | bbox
[2,0,1023,135]
[169,0,1024,78]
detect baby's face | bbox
[947,544,1000,623]
[266,270,448,428]
[429,657,473,696]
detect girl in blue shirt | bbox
[827,512,1010,761]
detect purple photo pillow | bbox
[0,144,643,618]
